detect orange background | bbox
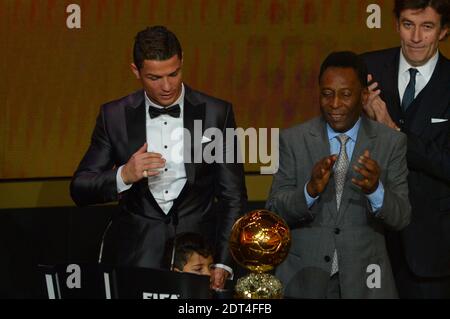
[1,0,449,179]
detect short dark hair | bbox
[319,51,368,87]
[394,0,450,28]
[133,25,183,70]
[163,232,214,270]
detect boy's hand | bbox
[210,267,229,290]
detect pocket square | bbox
[201,136,212,144]
[431,118,449,124]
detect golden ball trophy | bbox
[229,209,291,299]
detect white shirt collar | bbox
[399,49,439,82]
[145,83,185,111]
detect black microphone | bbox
[98,219,113,263]
[169,209,179,271]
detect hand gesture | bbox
[121,143,166,185]
[365,74,399,131]
[210,267,230,290]
[352,150,381,194]
[307,155,338,198]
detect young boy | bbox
[163,232,214,276]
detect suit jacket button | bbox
[334,228,340,235]
[324,256,331,263]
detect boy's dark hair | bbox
[163,232,214,270]
[394,0,450,28]
[319,51,368,87]
[133,25,183,70]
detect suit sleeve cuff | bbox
[304,181,319,209]
[366,181,385,214]
[116,166,133,194]
[213,264,234,280]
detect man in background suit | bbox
[70,26,247,289]
[266,52,411,298]
[361,0,450,298]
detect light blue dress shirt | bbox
[304,118,384,213]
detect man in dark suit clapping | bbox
[361,0,450,298]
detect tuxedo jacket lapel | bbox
[183,86,206,186]
[125,91,146,157]
[124,90,166,216]
[168,87,206,219]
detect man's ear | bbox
[131,63,140,80]
[439,26,449,41]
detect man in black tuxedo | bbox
[361,0,450,298]
[70,26,247,289]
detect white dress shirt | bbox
[398,49,439,103]
[116,84,187,215]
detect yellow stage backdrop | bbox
[1,0,449,181]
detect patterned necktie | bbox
[335,134,350,210]
[331,134,350,276]
[402,68,418,111]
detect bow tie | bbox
[148,104,181,119]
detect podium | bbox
[38,263,218,299]
[114,266,212,299]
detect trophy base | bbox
[235,273,283,299]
